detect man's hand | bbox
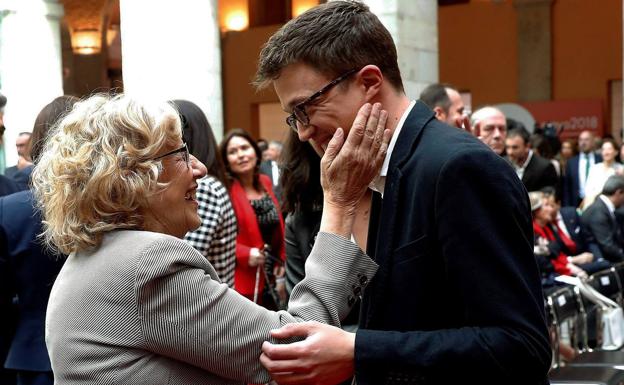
[261,321,355,385]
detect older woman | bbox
[32,95,388,384]
[170,100,237,288]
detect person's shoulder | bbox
[103,230,188,253]
[528,152,544,164]
[198,175,229,197]
[582,199,606,217]
[560,206,578,218]
[0,173,20,197]
[105,230,206,266]
[259,173,272,187]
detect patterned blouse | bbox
[184,175,238,287]
[250,194,280,246]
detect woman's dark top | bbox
[250,194,280,247]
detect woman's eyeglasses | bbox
[154,143,190,169]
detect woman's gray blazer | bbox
[46,230,376,384]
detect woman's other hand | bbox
[249,247,266,267]
[569,252,594,265]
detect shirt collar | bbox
[521,150,533,169]
[369,101,416,195]
[380,100,416,177]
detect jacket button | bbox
[359,275,368,285]
[348,295,355,306]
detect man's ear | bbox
[432,106,446,121]
[358,65,383,100]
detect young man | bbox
[255,2,550,384]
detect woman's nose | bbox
[189,155,207,179]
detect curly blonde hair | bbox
[31,94,182,254]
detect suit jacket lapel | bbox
[362,101,434,327]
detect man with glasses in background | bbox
[254,1,550,385]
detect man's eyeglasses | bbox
[286,68,358,133]
[154,143,190,169]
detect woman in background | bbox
[280,130,323,296]
[583,139,623,209]
[220,129,286,308]
[171,100,237,287]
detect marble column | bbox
[0,0,64,167]
[514,0,553,102]
[120,0,224,139]
[363,0,439,99]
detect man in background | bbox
[505,127,559,192]
[581,175,624,263]
[419,83,465,127]
[4,132,32,179]
[470,106,507,156]
[260,140,283,204]
[564,130,601,207]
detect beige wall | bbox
[439,1,519,108]
[221,25,282,138]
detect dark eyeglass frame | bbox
[286,68,358,133]
[154,143,190,169]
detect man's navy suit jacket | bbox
[563,153,602,207]
[0,190,64,372]
[559,206,603,259]
[355,102,551,385]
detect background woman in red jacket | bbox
[220,129,286,309]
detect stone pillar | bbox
[120,0,224,139]
[363,0,439,99]
[514,0,553,102]
[0,0,64,167]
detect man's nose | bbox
[297,122,314,142]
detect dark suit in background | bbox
[355,102,550,385]
[581,197,624,263]
[259,160,282,205]
[563,153,602,207]
[0,177,21,385]
[0,175,19,198]
[559,206,604,260]
[520,153,559,192]
[0,191,65,385]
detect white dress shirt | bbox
[512,150,534,181]
[369,100,416,196]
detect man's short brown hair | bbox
[254,0,403,92]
